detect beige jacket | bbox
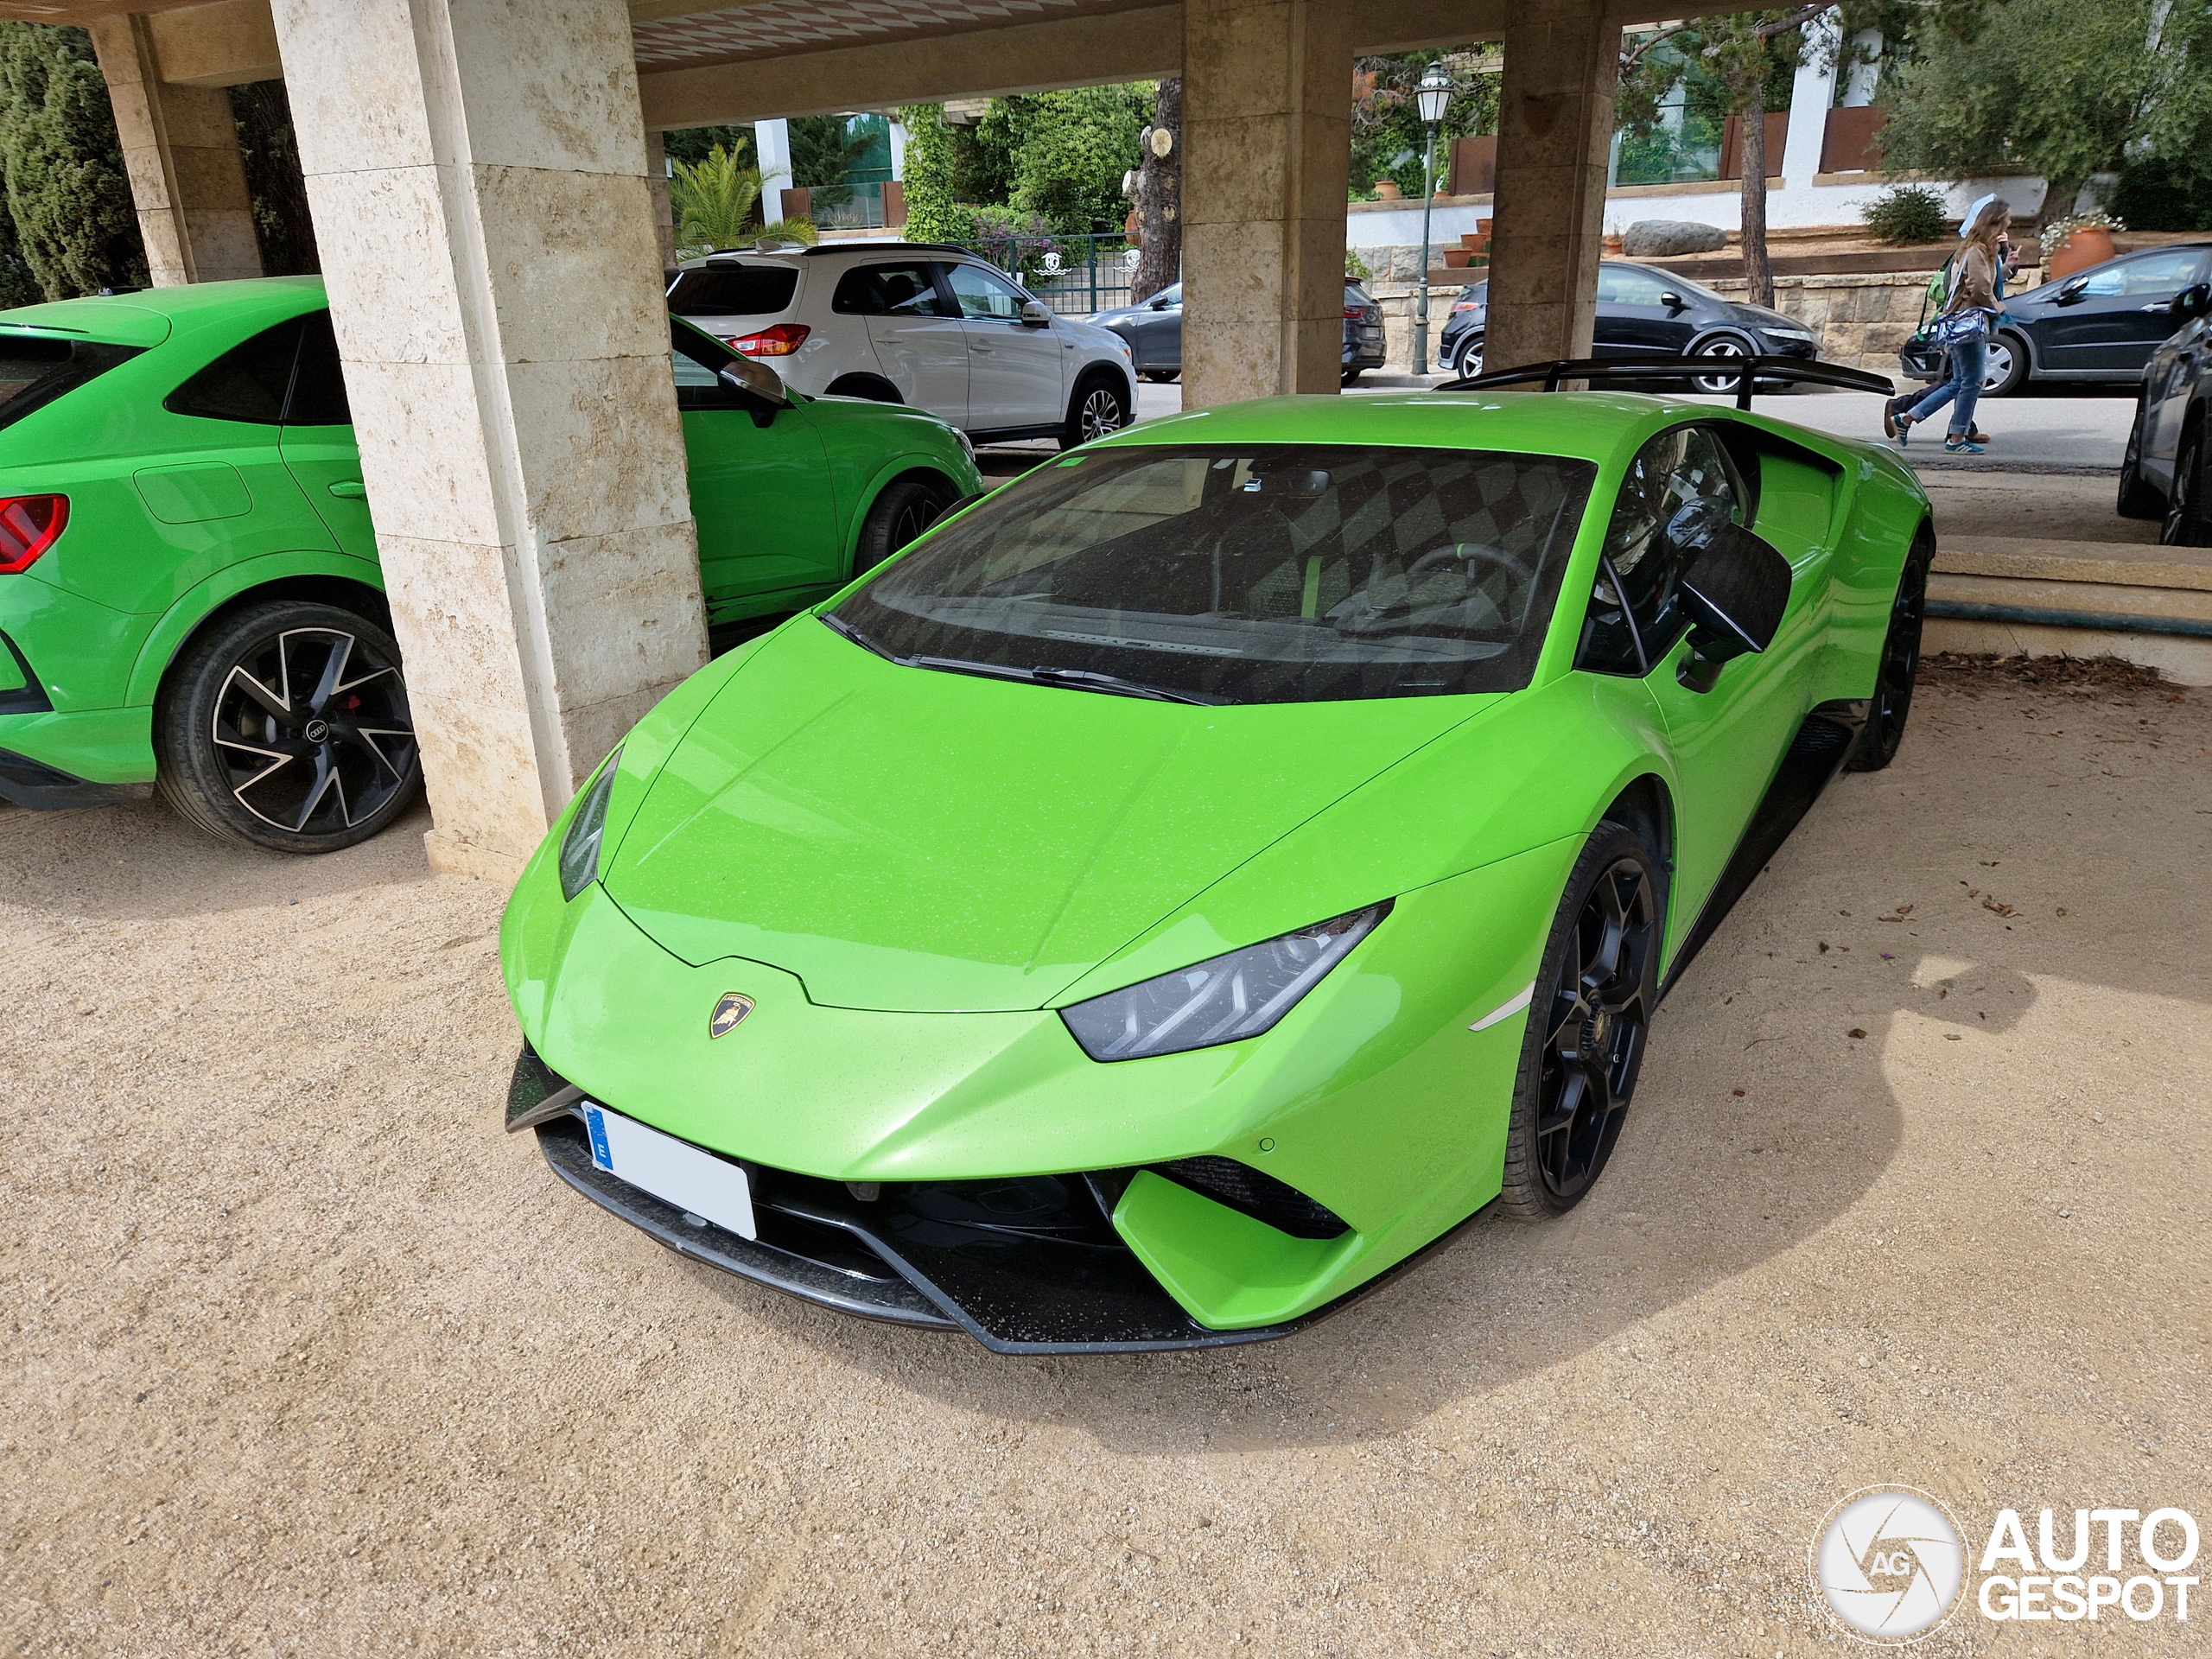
[1948,243,1999,314]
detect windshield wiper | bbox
[819,612,894,661]
[1030,665,1227,705]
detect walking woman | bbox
[1886,198,2012,454]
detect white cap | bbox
[1960,193,1997,238]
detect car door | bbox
[1593,264,1694,358]
[832,260,969,425]
[2143,295,2210,476]
[1131,283,1182,370]
[277,309,374,562]
[2035,250,2211,375]
[671,322,846,617]
[1574,424,1818,925]
[945,261,1065,431]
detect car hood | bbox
[601,618,1490,1013]
[1732,302,1810,333]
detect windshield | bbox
[830,443,1596,704]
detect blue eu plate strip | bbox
[585,1105,613,1171]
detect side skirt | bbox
[0,747,155,810]
[1657,704,1864,1002]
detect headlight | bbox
[954,426,976,462]
[1060,900,1391,1061]
[558,750,620,901]
[1765,327,1815,343]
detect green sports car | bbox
[501,361,1932,1354]
[0,276,980,850]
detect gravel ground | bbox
[3,663,2207,1657]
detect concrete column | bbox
[1783,11,1840,178]
[645,130,676,268]
[754,118,791,223]
[89,14,263,286]
[1179,0,1351,409]
[887,118,906,181]
[270,0,708,881]
[1484,0,1618,372]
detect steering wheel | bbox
[1405,542,1520,584]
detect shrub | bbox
[2109,156,2212,232]
[0,22,144,298]
[1860,184,1949,246]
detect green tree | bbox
[1350,50,1500,199]
[895,104,976,243]
[0,22,143,298]
[670,141,763,258]
[664,125,751,166]
[1878,0,2212,226]
[230,79,316,276]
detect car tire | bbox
[1453,334,1485,378]
[1979,332,2031,398]
[1846,524,1933,772]
[1143,370,1180,385]
[2164,421,2208,547]
[1341,367,1362,386]
[1688,331,1755,394]
[154,598,422,855]
[1496,821,1663,1220]
[852,477,953,577]
[2117,391,2165,518]
[1061,372,1130,450]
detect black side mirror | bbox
[1676,524,1792,692]
[717,361,788,428]
[1659,291,1685,311]
[2054,276,2088,304]
[2171,283,2211,321]
[1149,296,1172,310]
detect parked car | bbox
[0,277,981,851]
[1084,282,1389,385]
[1440,262,1821,390]
[1902,242,2212,397]
[2117,281,2212,543]
[668,244,1137,448]
[501,371,1933,1353]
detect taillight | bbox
[723,323,810,357]
[1343,307,1363,321]
[0,494,66,575]
[1451,301,1479,313]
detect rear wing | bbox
[1439,354,1895,410]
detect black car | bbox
[1902,242,2212,397]
[1439,261,1821,390]
[2117,280,2212,544]
[1087,282,1388,385]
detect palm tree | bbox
[671,143,764,258]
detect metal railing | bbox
[950,231,1143,316]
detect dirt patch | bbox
[1924,648,2174,696]
[3,678,2209,1656]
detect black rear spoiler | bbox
[1439,354,1895,409]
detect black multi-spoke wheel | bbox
[1499,823,1662,1218]
[1847,524,1934,772]
[853,477,953,576]
[156,598,421,854]
[2164,424,2207,548]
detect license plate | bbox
[583,1103,757,1239]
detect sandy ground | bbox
[3,661,2208,1657]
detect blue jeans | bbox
[1909,335,1985,439]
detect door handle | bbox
[969,343,993,354]
[327,480,367,499]
[2141,302,2176,312]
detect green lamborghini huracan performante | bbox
[501,356,1933,1354]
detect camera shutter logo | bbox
[1810,1486,1967,1643]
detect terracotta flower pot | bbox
[1373,181,1402,201]
[1604,235,1623,253]
[2047,226,2114,282]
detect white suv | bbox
[668,243,1138,449]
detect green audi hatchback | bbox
[0,276,981,852]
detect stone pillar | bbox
[1179,0,1351,409]
[645,130,677,268]
[89,14,263,286]
[1484,0,1619,373]
[270,0,708,881]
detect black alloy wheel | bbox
[2164,425,2207,547]
[1688,333,1753,394]
[853,477,952,576]
[1062,376,1130,450]
[2118,391,2164,518]
[1498,823,1662,1217]
[1847,526,1933,772]
[156,598,421,854]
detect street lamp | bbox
[1412,61,1454,377]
